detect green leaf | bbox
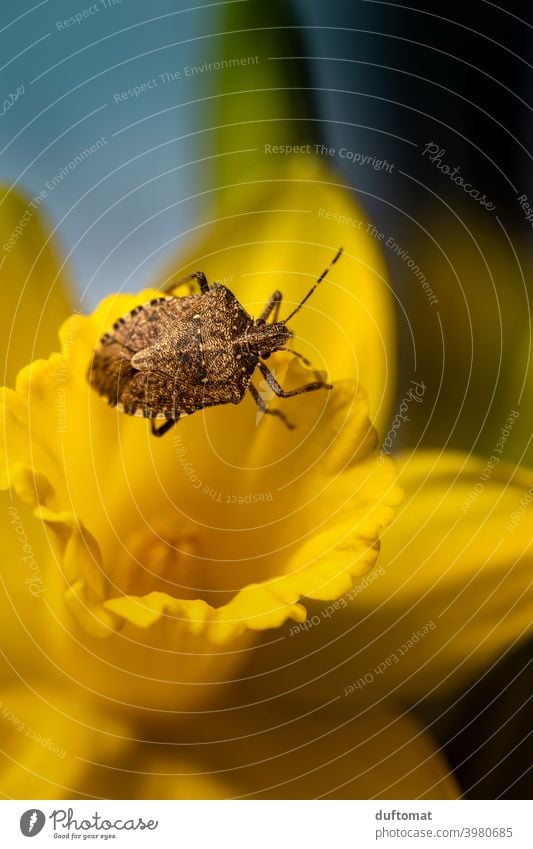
[210,0,319,200]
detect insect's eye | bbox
[256,318,266,326]
[260,351,271,360]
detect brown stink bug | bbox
[88,248,343,436]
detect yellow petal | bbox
[0,186,73,678]
[156,155,396,435]
[4,682,456,800]
[107,702,457,799]
[0,185,72,384]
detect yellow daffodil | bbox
[0,166,531,800]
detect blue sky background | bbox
[4,0,530,312]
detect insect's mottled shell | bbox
[89,285,258,420]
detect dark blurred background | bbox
[287,0,533,798]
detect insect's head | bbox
[252,319,292,359]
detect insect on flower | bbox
[88,248,343,436]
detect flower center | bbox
[106,507,294,609]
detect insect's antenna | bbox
[282,247,343,324]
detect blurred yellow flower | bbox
[3,294,400,631]
[1,157,401,705]
[1,165,530,800]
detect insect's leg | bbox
[258,362,332,397]
[258,290,283,323]
[248,383,295,430]
[163,271,209,295]
[151,418,177,437]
